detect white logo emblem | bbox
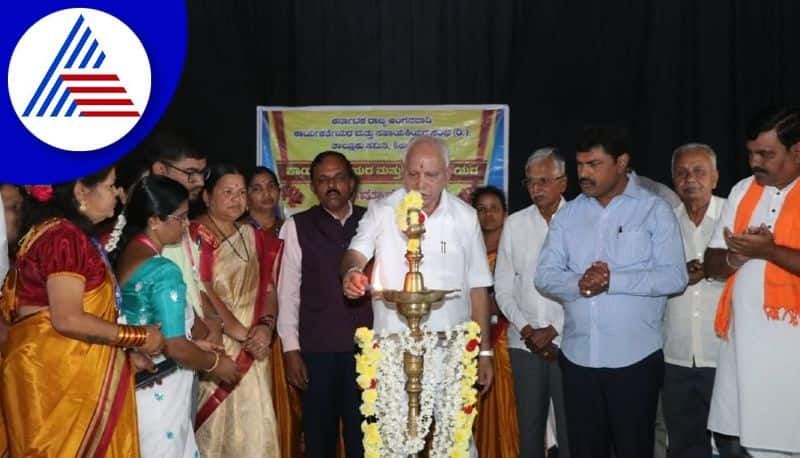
[7,8,151,152]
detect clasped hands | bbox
[243,318,274,361]
[724,224,775,266]
[579,261,609,298]
[521,324,559,362]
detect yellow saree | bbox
[0,220,139,457]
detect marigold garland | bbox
[394,191,425,253]
[354,321,481,456]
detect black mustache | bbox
[579,178,595,186]
[752,167,768,175]
[325,189,342,197]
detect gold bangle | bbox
[205,351,220,373]
[115,325,148,348]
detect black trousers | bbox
[661,363,715,458]
[301,352,363,458]
[559,350,664,458]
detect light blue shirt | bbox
[534,177,688,368]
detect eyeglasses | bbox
[165,211,189,223]
[163,162,210,182]
[522,175,565,188]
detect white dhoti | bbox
[708,259,800,454]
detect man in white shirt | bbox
[495,147,569,458]
[662,143,726,458]
[705,107,800,458]
[341,136,494,454]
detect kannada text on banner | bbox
[258,106,507,215]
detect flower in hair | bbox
[29,185,54,203]
[104,213,127,252]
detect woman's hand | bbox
[129,350,155,373]
[211,354,240,385]
[243,324,272,360]
[194,339,225,353]
[140,325,165,355]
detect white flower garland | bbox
[104,213,126,252]
[355,321,481,457]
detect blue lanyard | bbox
[90,238,123,310]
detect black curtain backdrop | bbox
[155,0,800,212]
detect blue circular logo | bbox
[2,1,187,184]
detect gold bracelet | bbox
[205,351,220,373]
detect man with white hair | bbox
[495,147,570,458]
[662,143,727,458]
[341,135,494,456]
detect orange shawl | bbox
[715,179,800,337]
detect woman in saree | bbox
[193,164,281,457]
[115,175,240,457]
[0,167,164,457]
[245,166,283,236]
[244,166,303,457]
[471,185,519,457]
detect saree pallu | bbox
[194,223,280,457]
[0,277,139,457]
[474,250,520,457]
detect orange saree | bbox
[0,219,139,457]
[474,250,520,457]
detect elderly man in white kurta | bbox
[341,136,494,457]
[662,143,726,458]
[704,107,800,458]
[495,147,569,458]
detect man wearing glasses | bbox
[149,134,210,203]
[495,147,570,458]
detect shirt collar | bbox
[622,173,646,199]
[404,188,450,218]
[676,195,721,226]
[321,201,353,225]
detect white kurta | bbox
[707,176,800,453]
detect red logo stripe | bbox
[60,74,119,81]
[75,99,133,106]
[80,111,140,117]
[68,87,127,93]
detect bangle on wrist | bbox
[205,351,220,373]
[725,252,743,270]
[257,314,275,329]
[115,325,148,348]
[478,349,494,358]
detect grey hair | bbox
[525,147,566,176]
[671,143,717,178]
[403,135,450,166]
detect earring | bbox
[78,201,87,213]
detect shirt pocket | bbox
[423,241,465,292]
[609,230,651,267]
